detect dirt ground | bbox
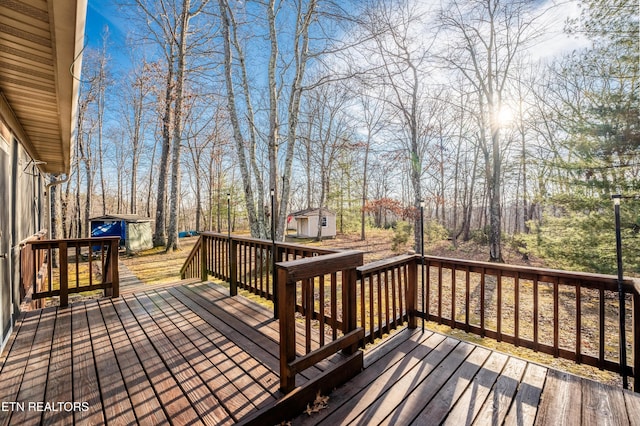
[307,228,546,267]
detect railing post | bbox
[407,255,418,329]
[200,235,207,282]
[272,243,279,319]
[278,265,295,393]
[342,267,358,354]
[229,238,238,296]
[59,241,68,308]
[111,238,119,298]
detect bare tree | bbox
[300,82,354,240]
[130,0,211,249]
[355,90,385,240]
[360,0,439,251]
[122,61,152,215]
[218,0,343,241]
[439,0,547,261]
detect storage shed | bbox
[90,214,153,254]
[291,208,336,239]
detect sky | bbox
[85,0,132,70]
[86,0,127,46]
[83,0,590,69]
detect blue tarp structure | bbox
[178,230,198,238]
[90,214,154,254]
[91,220,126,243]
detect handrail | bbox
[25,237,120,307]
[420,254,639,390]
[277,250,364,393]
[180,232,339,300]
[180,236,202,279]
[179,232,639,391]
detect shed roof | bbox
[90,214,153,223]
[291,208,336,218]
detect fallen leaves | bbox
[305,391,330,416]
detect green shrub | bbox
[392,221,412,252]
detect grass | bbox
[121,237,199,285]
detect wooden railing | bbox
[420,255,640,390]
[25,237,120,307]
[357,254,419,344]
[277,250,365,393]
[181,232,337,299]
[19,230,48,305]
[181,233,638,390]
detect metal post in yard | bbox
[271,188,278,319]
[613,194,628,389]
[420,199,425,332]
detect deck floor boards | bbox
[2,281,639,425]
[295,327,640,426]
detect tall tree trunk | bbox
[218,0,265,238]
[278,0,317,242]
[130,79,143,215]
[166,0,191,252]
[267,0,280,236]
[154,49,174,247]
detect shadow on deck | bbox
[0,281,351,425]
[293,327,640,425]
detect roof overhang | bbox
[0,0,87,174]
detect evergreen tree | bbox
[524,0,640,274]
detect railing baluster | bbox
[425,259,430,319]
[110,238,119,298]
[32,245,37,298]
[576,281,582,364]
[534,277,539,351]
[599,288,605,369]
[497,271,502,342]
[391,267,397,329]
[553,277,559,358]
[384,269,390,334]
[407,257,417,329]
[75,245,80,289]
[451,265,456,328]
[88,244,93,288]
[319,275,325,347]
[359,273,366,337]
[480,268,485,337]
[376,270,382,336]
[47,247,52,295]
[514,272,520,346]
[305,278,312,354]
[331,272,337,340]
[437,264,442,324]
[200,235,207,281]
[59,241,68,307]
[465,266,470,332]
[369,272,374,342]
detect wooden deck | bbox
[294,327,640,425]
[0,281,346,425]
[2,280,640,425]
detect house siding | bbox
[0,117,46,353]
[0,127,11,350]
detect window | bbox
[321,216,327,227]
